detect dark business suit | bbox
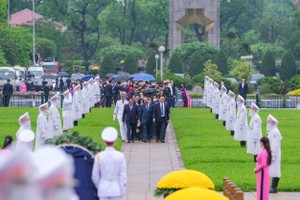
[238,82,248,100]
[153,102,170,142]
[122,104,139,142]
[141,103,153,142]
[104,83,112,107]
[2,82,13,107]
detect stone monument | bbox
[169,0,220,51]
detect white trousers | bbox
[118,117,127,140]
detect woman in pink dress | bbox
[254,137,272,200]
[20,81,27,93]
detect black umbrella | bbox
[105,73,115,78]
[142,88,158,94]
[111,74,131,82]
[56,71,69,77]
[41,74,56,79]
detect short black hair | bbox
[7,79,10,82]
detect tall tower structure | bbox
[169,0,220,51]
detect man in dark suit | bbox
[105,80,113,107]
[141,97,153,142]
[2,79,13,107]
[122,98,139,143]
[153,95,170,143]
[238,78,248,101]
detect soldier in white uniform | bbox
[94,76,101,106]
[206,78,214,109]
[234,95,248,147]
[247,102,262,162]
[16,112,31,140]
[88,78,95,109]
[32,146,79,200]
[267,114,282,193]
[212,82,220,118]
[81,82,90,116]
[225,90,236,135]
[16,129,35,151]
[35,103,49,150]
[202,76,210,106]
[72,84,82,126]
[92,127,127,200]
[113,92,128,142]
[62,90,74,132]
[218,85,228,126]
[48,94,63,137]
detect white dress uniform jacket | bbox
[35,111,49,149]
[62,95,74,130]
[114,99,128,141]
[48,101,63,137]
[247,112,262,155]
[268,126,282,177]
[206,81,214,108]
[225,96,236,131]
[93,79,100,104]
[218,90,227,121]
[81,85,90,114]
[92,147,127,199]
[72,88,83,121]
[212,85,220,114]
[234,103,248,141]
[88,82,95,108]
[203,78,209,106]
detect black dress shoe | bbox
[161,140,166,143]
[127,141,130,143]
[156,140,159,143]
[142,140,147,143]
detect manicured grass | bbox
[171,108,300,192]
[0,107,121,150]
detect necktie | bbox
[146,104,149,111]
[122,100,124,104]
[130,105,132,110]
[161,103,164,117]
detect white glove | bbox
[54,125,58,131]
[272,156,276,161]
[113,116,116,121]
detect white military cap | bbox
[214,82,219,87]
[228,90,235,97]
[50,94,59,101]
[267,114,279,125]
[88,78,94,83]
[75,84,81,91]
[237,95,245,103]
[18,129,35,150]
[39,102,48,111]
[83,81,89,87]
[95,76,99,81]
[101,127,118,142]
[31,146,75,188]
[18,112,30,124]
[63,90,70,96]
[250,102,259,112]
[221,85,227,91]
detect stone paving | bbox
[121,122,300,200]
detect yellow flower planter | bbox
[165,187,229,200]
[156,169,215,191]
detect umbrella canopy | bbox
[105,73,115,78]
[80,75,95,81]
[142,88,158,94]
[41,74,56,79]
[56,71,69,77]
[132,73,155,81]
[111,74,131,82]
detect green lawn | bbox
[171,108,300,191]
[0,107,121,150]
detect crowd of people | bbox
[203,75,282,199]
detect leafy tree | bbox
[168,51,183,73]
[280,50,297,81]
[215,50,228,75]
[257,77,289,95]
[123,53,137,74]
[36,38,57,61]
[0,0,6,24]
[287,75,300,90]
[261,49,276,76]
[101,55,115,77]
[146,52,157,76]
[203,60,222,80]
[228,58,250,80]
[0,26,31,66]
[0,48,8,66]
[189,51,204,76]
[97,44,146,62]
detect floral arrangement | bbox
[287,89,300,96]
[154,169,215,197]
[165,187,229,200]
[45,131,101,155]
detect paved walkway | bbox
[121,122,299,200]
